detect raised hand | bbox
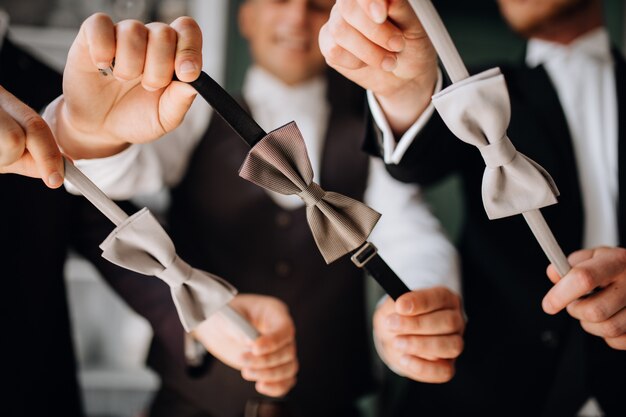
[0,86,63,188]
[319,0,438,133]
[54,13,203,160]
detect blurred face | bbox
[497,0,595,37]
[239,0,334,85]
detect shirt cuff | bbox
[367,69,443,165]
[64,145,143,197]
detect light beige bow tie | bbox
[100,207,237,331]
[64,160,258,338]
[409,0,571,276]
[432,67,560,219]
[239,121,381,264]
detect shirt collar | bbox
[526,27,612,68]
[242,65,327,110]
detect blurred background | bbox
[0,0,624,416]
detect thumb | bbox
[251,305,295,356]
[156,81,198,133]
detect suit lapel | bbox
[505,63,584,251]
[508,64,576,167]
[614,50,626,245]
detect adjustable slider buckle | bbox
[351,242,378,268]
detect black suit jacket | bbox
[366,54,626,417]
[0,36,180,417]
[0,36,87,417]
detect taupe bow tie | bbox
[180,71,410,299]
[431,68,560,219]
[239,121,382,264]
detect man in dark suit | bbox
[320,0,626,416]
[44,1,466,416]
[0,12,88,413]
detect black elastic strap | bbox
[351,242,409,300]
[177,71,267,146]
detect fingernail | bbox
[245,369,257,378]
[400,299,414,314]
[388,35,405,52]
[369,2,387,24]
[179,60,198,75]
[394,339,407,350]
[381,56,397,72]
[143,84,159,92]
[48,172,63,187]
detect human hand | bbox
[543,247,626,350]
[319,0,438,134]
[0,86,63,188]
[191,294,298,397]
[55,13,203,160]
[373,286,465,382]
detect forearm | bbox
[365,158,461,295]
[43,96,209,199]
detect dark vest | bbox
[152,72,375,417]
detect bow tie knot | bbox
[239,121,381,263]
[479,137,517,168]
[299,181,326,206]
[157,255,192,287]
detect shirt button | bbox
[275,261,291,278]
[540,330,559,348]
[275,211,292,228]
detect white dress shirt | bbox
[55,65,460,295]
[526,28,618,248]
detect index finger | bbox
[0,88,63,187]
[0,105,26,167]
[357,0,424,35]
[252,323,295,356]
[396,287,460,316]
[356,0,389,24]
[170,16,202,82]
[543,261,612,315]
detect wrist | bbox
[54,98,130,160]
[375,72,438,137]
